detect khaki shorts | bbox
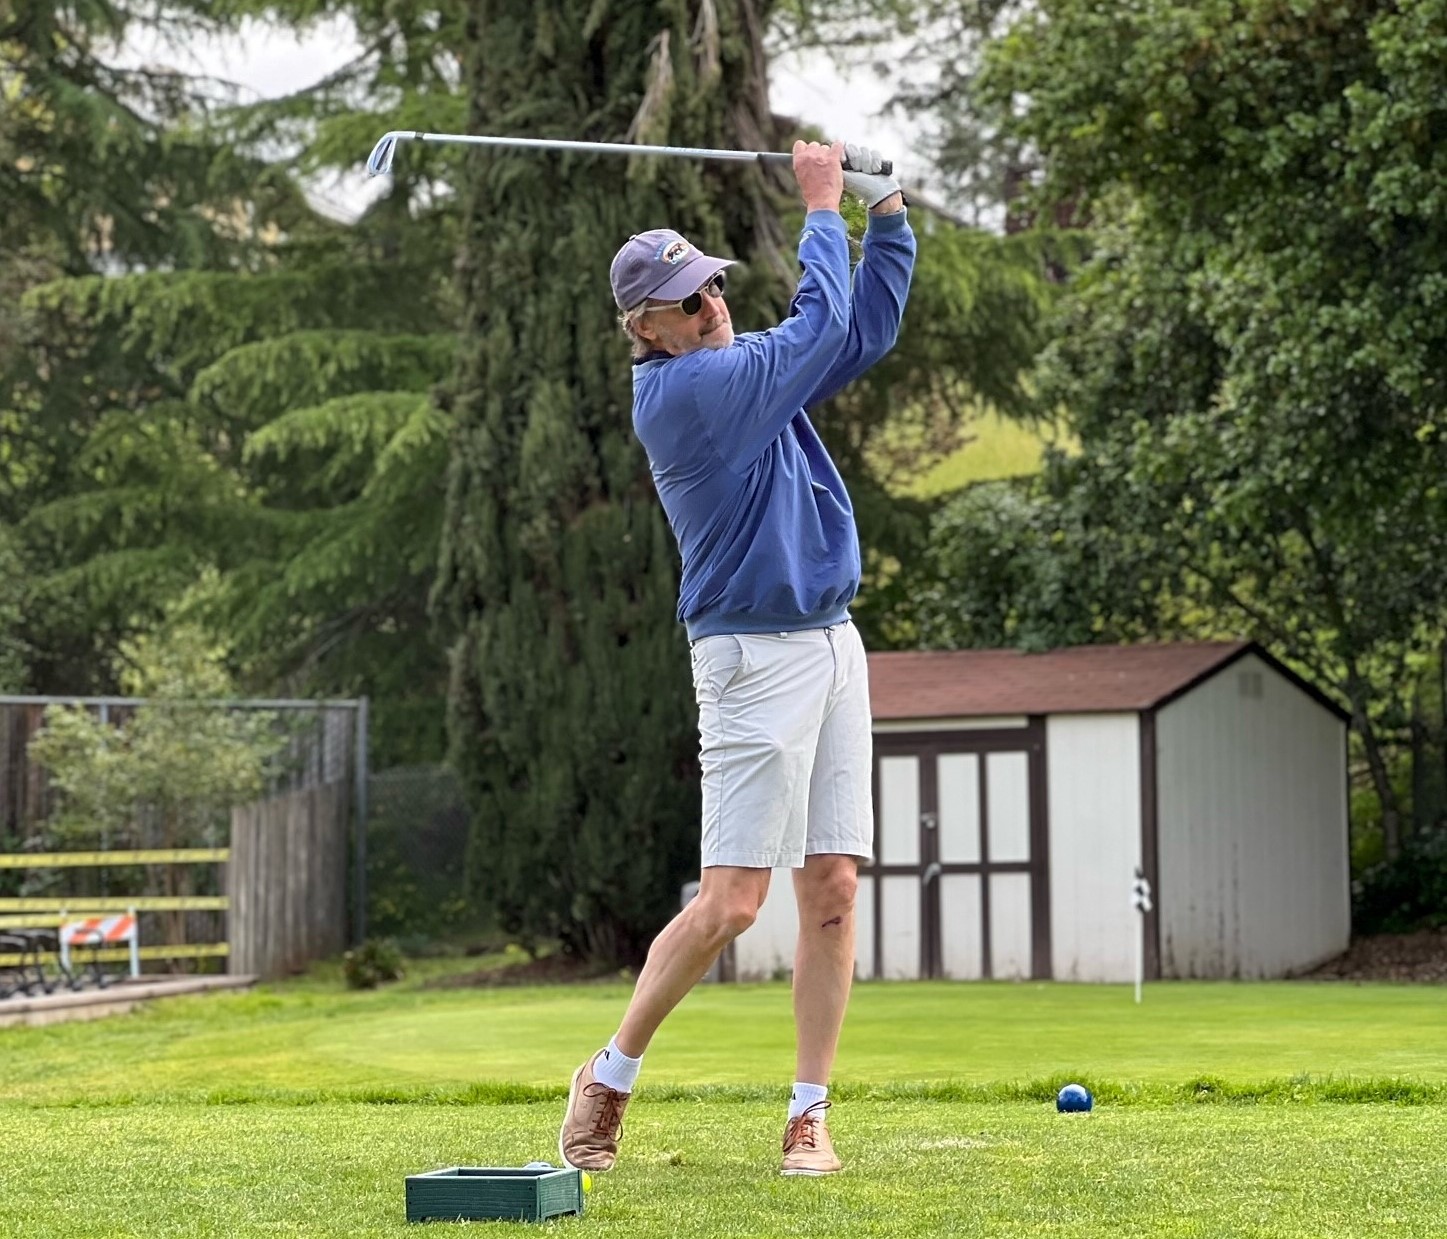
[689,620,875,869]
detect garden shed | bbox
[732,641,1351,984]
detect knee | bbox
[799,860,858,916]
[719,900,760,939]
[694,892,761,942]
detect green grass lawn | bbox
[872,408,1075,499]
[3,970,1445,1236]
[901,410,1061,496]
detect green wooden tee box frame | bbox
[405,1166,585,1224]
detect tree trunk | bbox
[1350,691,1402,861]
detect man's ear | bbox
[634,314,660,347]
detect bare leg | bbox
[614,865,770,1058]
[791,854,859,1084]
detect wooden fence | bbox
[228,783,349,979]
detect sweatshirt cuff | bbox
[803,209,847,233]
[865,207,910,235]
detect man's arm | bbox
[803,201,917,409]
[690,212,852,472]
[686,141,853,473]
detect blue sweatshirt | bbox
[631,208,916,641]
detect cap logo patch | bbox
[658,239,691,265]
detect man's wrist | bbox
[869,191,906,215]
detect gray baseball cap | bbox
[610,229,735,311]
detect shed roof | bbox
[868,641,1348,722]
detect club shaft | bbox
[423,131,785,164]
[367,130,889,177]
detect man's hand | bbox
[794,140,844,214]
[842,143,903,212]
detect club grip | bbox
[757,152,894,176]
[849,157,893,177]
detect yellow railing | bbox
[0,896,228,913]
[0,849,229,868]
[0,848,232,971]
[0,943,229,967]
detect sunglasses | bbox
[641,272,727,317]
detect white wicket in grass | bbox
[1131,867,1153,1004]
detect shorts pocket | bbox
[690,635,748,704]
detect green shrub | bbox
[1352,829,1447,934]
[342,938,405,990]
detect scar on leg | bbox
[820,915,843,929]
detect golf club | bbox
[366,130,891,179]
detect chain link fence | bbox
[2,696,489,959]
[365,763,477,942]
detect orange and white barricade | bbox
[59,910,140,978]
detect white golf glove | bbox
[842,142,901,207]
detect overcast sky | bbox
[119,16,923,222]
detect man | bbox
[560,139,915,1178]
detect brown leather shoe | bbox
[781,1100,842,1176]
[559,1051,631,1172]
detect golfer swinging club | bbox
[560,139,915,1177]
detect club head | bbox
[366,132,405,178]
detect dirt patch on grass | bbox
[422,953,630,989]
[1301,930,1447,983]
[420,933,1447,988]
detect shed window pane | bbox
[938,753,980,864]
[878,756,920,865]
[986,751,1030,862]
[989,872,1032,979]
[880,875,921,979]
[939,874,983,978]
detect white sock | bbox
[788,1082,828,1120]
[592,1037,642,1093]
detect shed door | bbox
[866,724,1050,981]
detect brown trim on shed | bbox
[1148,643,1349,723]
[870,640,1348,724]
[920,750,940,978]
[867,861,1033,876]
[978,751,992,979]
[874,727,1033,750]
[870,760,882,979]
[868,726,1050,981]
[1027,716,1052,980]
[1139,710,1161,981]
[1342,722,1353,937]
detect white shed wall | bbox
[1046,713,1142,983]
[939,874,983,978]
[731,744,926,982]
[873,716,1028,733]
[731,869,798,980]
[727,869,884,982]
[1155,653,1349,978]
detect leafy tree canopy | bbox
[964,0,1447,854]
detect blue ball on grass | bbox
[1056,1083,1093,1113]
